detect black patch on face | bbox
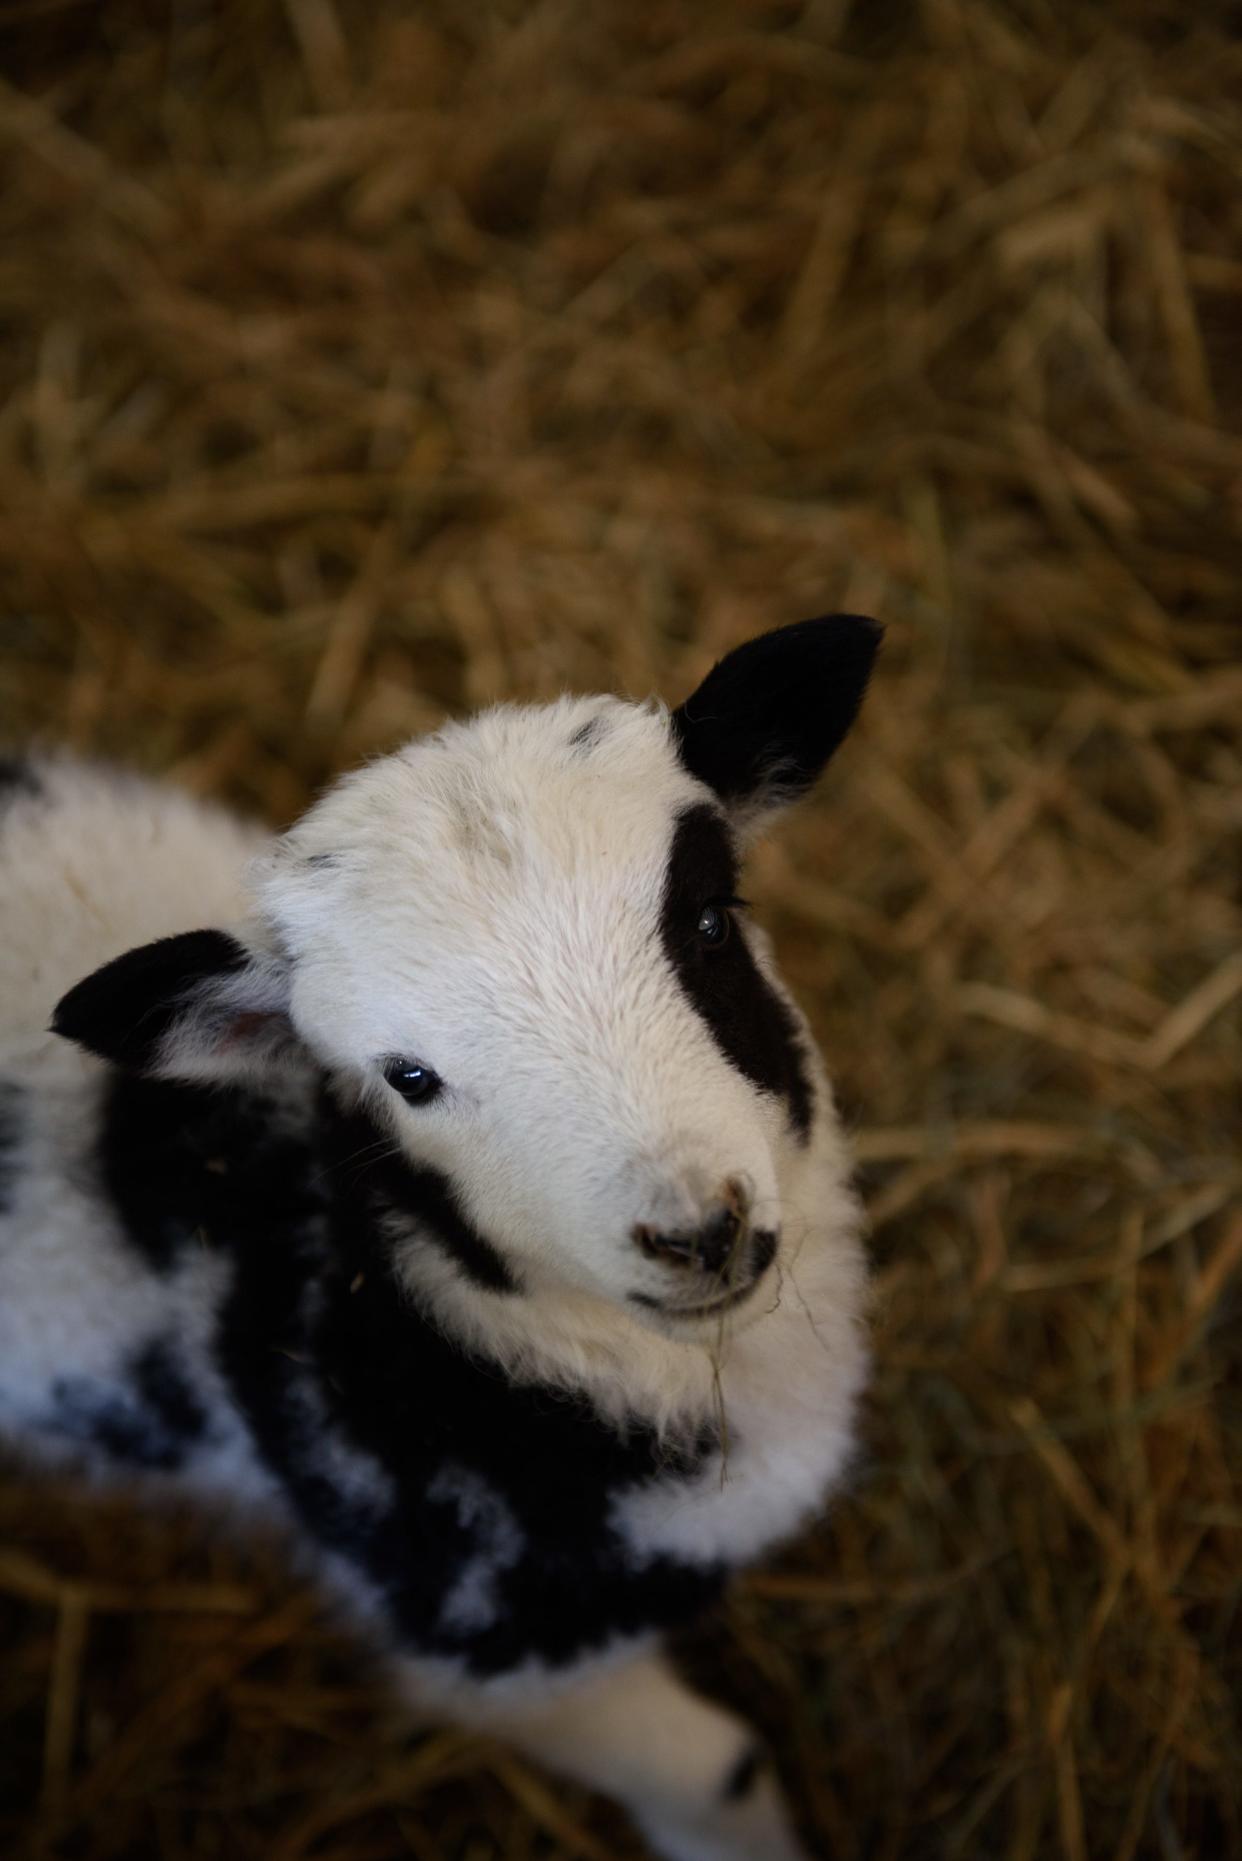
[671,614,881,809]
[95,1071,325,1272]
[0,756,41,808]
[660,805,812,1139]
[722,1745,765,1801]
[568,714,606,752]
[49,1339,207,1472]
[326,1103,519,1294]
[51,928,248,1070]
[0,1079,22,1213]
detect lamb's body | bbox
[0,762,276,1499]
[0,620,878,1861]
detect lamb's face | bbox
[51,617,881,1341]
[257,698,814,1334]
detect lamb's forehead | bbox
[266,695,704,921]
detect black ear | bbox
[671,615,882,817]
[51,928,295,1081]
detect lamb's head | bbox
[53,617,880,1341]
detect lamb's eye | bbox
[382,1059,442,1105]
[696,902,731,948]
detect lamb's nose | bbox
[633,1179,751,1274]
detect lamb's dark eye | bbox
[382,1058,442,1104]
[696,902,731,948]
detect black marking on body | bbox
[0,1079,22,1213]
[660,805,812,1139]
[52,928,248,1070]
[0,756,42,808]
[217,1152,724,1675]
[671,615,882,809]
[327,1104,519,1294]
[49,1340,207,1471]
[95,1072,324,1272]
[131,1339,210,1446]
[82,1076,723,1675]
[722,1745,765,1801]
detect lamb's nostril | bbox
[697,1202,743,1274]
[634,1223,698,1268]
[750,1228,778,1279]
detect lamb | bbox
[0,616,881,1861]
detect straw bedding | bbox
[1,2,1239,1856]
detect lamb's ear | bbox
[51,928,297,1083]
[671,615,882,823]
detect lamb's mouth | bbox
[629,1271,764,1323]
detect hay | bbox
[1,1,1239,1855]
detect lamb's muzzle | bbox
[630,1176,779,1320]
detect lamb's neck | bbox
[395,1235,725,1438]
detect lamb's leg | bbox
[456,1648,813,1861]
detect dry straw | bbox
[1,1,1239,1857]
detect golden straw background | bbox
[1,2,1239,1857]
